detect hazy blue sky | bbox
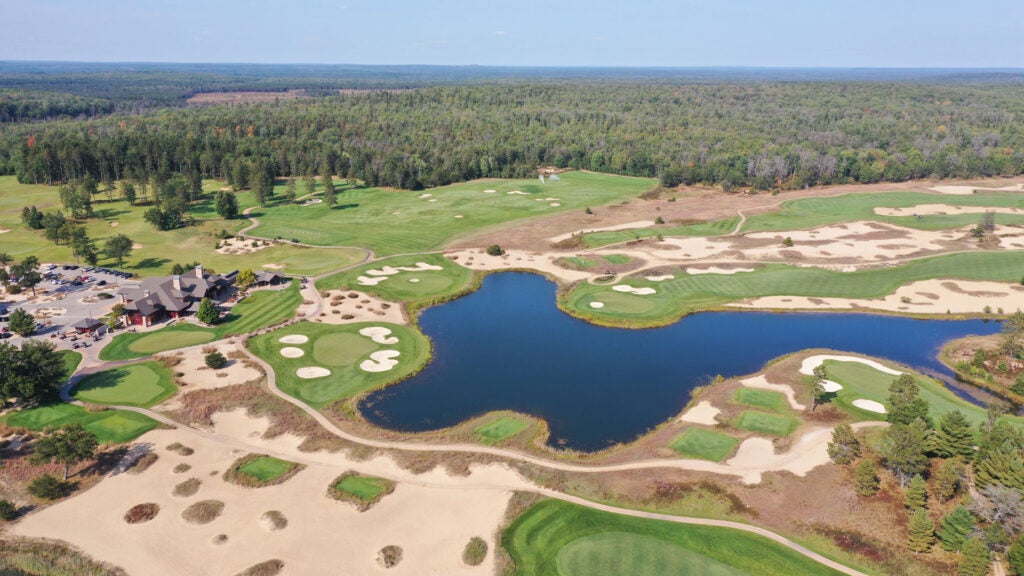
[3,0,1022,67]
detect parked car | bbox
[0,333,11,340]
[97,280,107,286]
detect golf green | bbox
[72,362,176,407]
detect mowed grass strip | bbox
[0,403,158,444]
[328,472,396,511]
[734,388,789,412]
[72,362,176,407]
[735,411,799,436]
[99,280,302,361]
[582,217,741,248]
[567,250,1024,326]
[249,321,430,407]
[224,454,303,487]
[246,171,655,256]
[503,499,849,576]
[474,416,530,445]
[822,359,1024,430]
[669,428,739,462]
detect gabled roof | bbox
[71,317,103,329]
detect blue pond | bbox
[360,272,1000,452]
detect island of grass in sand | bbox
[0,403,158,444]
[249,321,430,407]
[315,253,475,307]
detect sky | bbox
[2,0,1023,68]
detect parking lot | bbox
[0,263,141,350]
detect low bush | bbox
[28,474,74,500]
[462,537,488,566]
[123,503,159,524]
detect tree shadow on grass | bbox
[93,208,130,219]
[132,257,171,270]
[329,203,360,210]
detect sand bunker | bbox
[645,275,674,281]
[612,284,657,296]
[278,335,309,344]
[678,401,720,425]
[296,367,331,379]
[822,381,843,393]
[686,266,755,275]
[359,327,399,345]
[359,350,401,373]
[408,278,420,283]
[301,198,323,206]
[357,275,388,286]
[216,237,269,255]
[454,215,464,219]
[852,399,887,413]
[418,193,432,199]
[930,184,1024,195]
[589,302,605,309]
[109,222,119,227]
[132,243,144,250]
[549,202,561,207]
[280,347,305,358]
[483,189,496,194]
[798,354,900,393]
[507,190,528,195]
[739,375,805,410]
[875,204,1024,217]
[0,228,9,234]
[365,262,444,276]
[428,198,438,202]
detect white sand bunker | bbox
[852,399,887,414]
[278,335,309,344]
[428,198,438,202]
[507,190,528,195]
[357,275,388,286]
[800,355,902,377]
[296,367,331,379]
[645,275,674,281]
[454,215,464,219]
[679,401,720,425]
[0,228,10,234]
[875,204,1024,217]
[549,202,562,207]
[366,262,444,276]
[740,375,805,410]
[589,301,605,309]
[612,284,657,296]
[418,193,433,199]
[686,266,755,275]
[822,381,843,393]
[483,189,496,194]
[360,350,401,373]
[301,198,323,206]
[280,347,305,358]
[408,278,420,283]
[359,327,399,345]
[930,184,1024,195]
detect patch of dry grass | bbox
[181,500,224,525]
[234,559,284,576]
[123,503,159,524]
[172,478,201,497]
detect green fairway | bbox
[0,403,158,444]
[823,359,1024,429]
[601,254,632,264]
[0,176,363,275]
[244,171,655,256]
[316,253,474,306]
[237,456,298,482]
[474,416,530,445]
[582,217,740,248]
[735,411,799,436]
[566,250,1024,326]
[503,499,848,576]
[739,191,1024,233]
[330,473,394,504]
[249,321,430,407]
[99,280,302,360]
[71,362,176,407]
[734,388,789,412]
[669,428,739,462]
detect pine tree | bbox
[888,374,933,427]
[974,443,1024,490]
[958,536,991,576]
[907,508,935,553]
[285,178,297,202]
[854,460,880,496]
[933,410,975,459]
[881,419,932,487]
[935,457,966,502]
[1007,535,1024,576]
[828,423,861,465]
[938,506,977,552]
[321,163,336,207]
[905,475,928,509]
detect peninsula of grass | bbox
[244,171,655,256]
[0,403,158,444]
[565,250,1024,327]
[249,321,430,408]
[100,280,302,360]
[669,428,739,462]
[503,499,848,576]
[328,472,395,511]
[71,362,176,407]
[224,454,303,488]
[316,253,474,309]
[822,358,1024,429]
[59,350,83,379]
[735,411,799,437]
[474,416,530,445]
[734,388,789,412]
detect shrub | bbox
[181,500,225,524]
[172,478,201,497]
[166,442,194,456]
[96,292,115,300]
[377,546,403,569]
[173,463,192,473]
[261,510,288,531]
[485,244,505,256]
[235,559,284,576]
[782,236,794,247]
[584,206,593,214]
[27,474,73,500]
[462,537,488,566]
[0,499,18,521]
[655,216,665,224]
[123,503,160,524]
[204,351,227,369]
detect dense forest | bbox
[1,64,1023,190]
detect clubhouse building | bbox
[119,266,237,327]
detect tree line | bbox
[1,82,1022,191]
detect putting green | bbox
[72,362,176,407]
[734,388,788,412]
[557,532,744,576]
[316,253,474,305]
[735,411,799,436]
[0,403,158,444]
[312,333,378,367]
[332,474,391,502]
[669,428,739,462]
[237,456,297,482]
[475,416,530,445]
[503,499,849,576]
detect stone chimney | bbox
[172,275,182,291]
[195,265,204,278]
[143,290,151,299]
